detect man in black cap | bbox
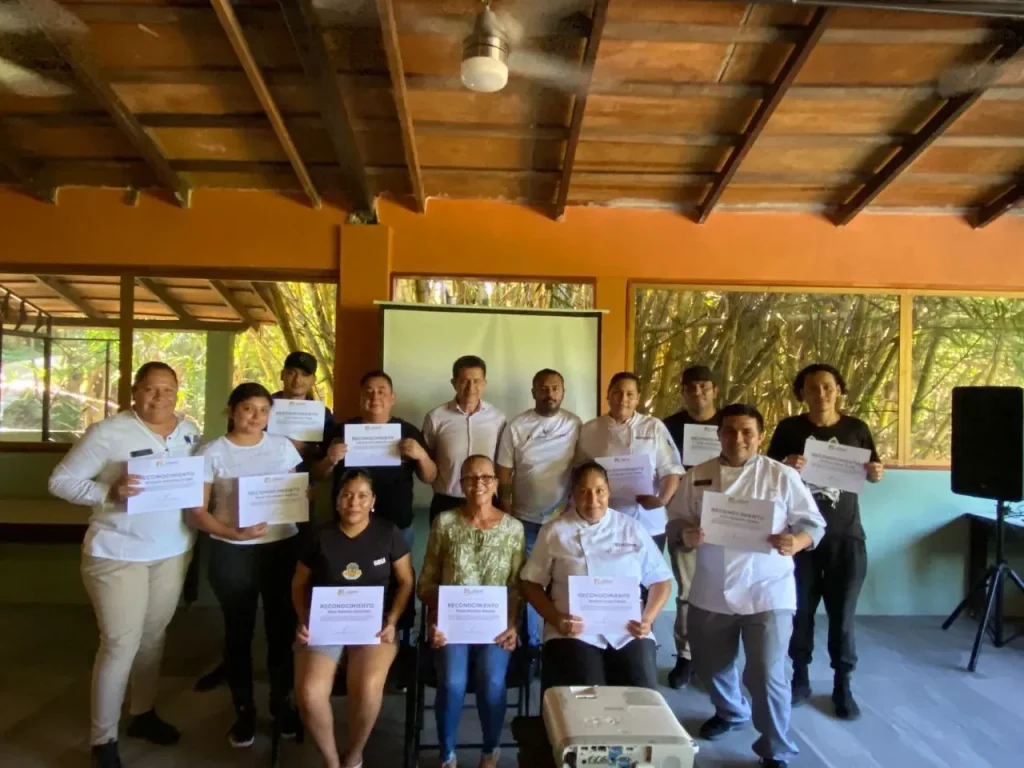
[661,364,720,689]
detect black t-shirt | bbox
[301,517,410,610]
[327,417,426,530]
[766,414,879,540]
[662,410,719,468]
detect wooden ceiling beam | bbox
[210,0,321,209]
[53,317,252,332]
[697,7,834,224]
[35,276,105,320]
[970,181,1024,228]
[209,280,258,330]
[136,278,193,320]
[555,0,611,222]
[280,0,375,213]
[250,282,279,324]
[601,21,991,45]
[376,0,425,212]
[833,36,1024,225]
[16,0,190,207]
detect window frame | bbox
[630,282,1024,469]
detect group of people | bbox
[50,349,883,768]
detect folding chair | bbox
[403,607,536,768]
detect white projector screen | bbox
[380,303,602,493]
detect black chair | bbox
[403,606,536,768]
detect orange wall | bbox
[2,187,1023,411]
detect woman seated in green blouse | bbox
[418,455,525,768]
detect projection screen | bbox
[380,303,602,470]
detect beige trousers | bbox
[81,551,191,745]
[669,542,697,659]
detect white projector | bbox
[542,686,699,768]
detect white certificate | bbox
[344,423,402,467]
[437,585,507,645]
[236,472,309,527]
[308,586,384,646]
[596,454,655,504]
[700,491,775,554]
[267,398,326,442]
[568,575,641,637]
[801,440,872,494]
[682,423,720,466]
[125,456,205,515]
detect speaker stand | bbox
[942,500,1024,672]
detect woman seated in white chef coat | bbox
[520,461,672,692]
[575,371,684,553]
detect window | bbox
[393,277,594,310]
[0,328,118,443]
[634,288,900,462]
[234,281,337,409]
[911,296,1024,463]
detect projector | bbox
[542,686,698,768]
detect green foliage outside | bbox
[393,278,594,310]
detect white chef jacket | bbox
[497,408,581,524]
[575,413,684,536]
[667,454,825,616]
[422,399,506,498]
[48,409,201,562]
[520,507,672,650]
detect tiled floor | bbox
[1,605,1021,767]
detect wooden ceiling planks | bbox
[0,0,1022,221]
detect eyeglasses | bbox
[461,474,496,485]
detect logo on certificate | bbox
[342,562,362,580]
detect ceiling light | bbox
[461,33,509,93]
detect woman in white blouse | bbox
[189,382,304,749]
[575,371,684,551]
[48,362,201,768]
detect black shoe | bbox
[832,674,861,720]
[229,705,256,748]
[760,760,788,768]
[126,709,181,746]
[791,663,811,707]
[698,714,746,741]
[667,657,692,689]
[90,741,122,768]
[194,662,226,692]
[274,702,300,741]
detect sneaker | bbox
[760,760,788,768]
[274,702,301,740]
[667,657,692,689]
[791,663,811,707]
[228,706,256,748]
[832,674,861,720]
[126,709,181,745]
[698,714,747,741]
[90,741,122,768]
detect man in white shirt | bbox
[497,368,582,648]
[667,404,825,768]
[422,355,506,522]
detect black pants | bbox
[790,535,867,675]
[208,536,298,714]
[541,638,658,693]
[429,493,464,525]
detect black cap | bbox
[283,351,317,376]
[682,365,715,385]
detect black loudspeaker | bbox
[950,386,1024,501]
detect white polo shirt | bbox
[497,408,581,525]
[198,434,303,546]
[575,413,684,536]
[48,409,201,562]
[422,399,507,498]
[667,454,826,615]
[521,507,672,650]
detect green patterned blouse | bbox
[418,509,526,626]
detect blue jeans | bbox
[434,643,511,761]
[521,521,543,647]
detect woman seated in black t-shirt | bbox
[292,469,414,768]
